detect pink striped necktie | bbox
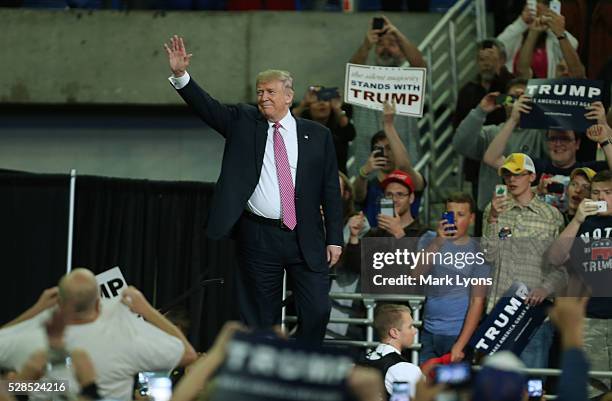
[273,122,297,230]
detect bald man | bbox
[0,268,196,401]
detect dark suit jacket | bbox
[176,78,343,270]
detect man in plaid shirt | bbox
[482,153,566,368]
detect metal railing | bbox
[284,291,612,400]
[285,292,425,364]
[414,0,486,224]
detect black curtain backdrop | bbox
[0,169,239,351]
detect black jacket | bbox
[176,78,343,270]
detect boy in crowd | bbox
[564,167,595,224]
[452,78,546,234]
[483,100,612,213]
[482,153,565,368]
[345,170,428,275]
[549,170,612,399]
[364,304,423,399]
[354,102,425,227]
[416,193,490,364]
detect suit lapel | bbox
[255,116,269,177]
[295,118,306,195]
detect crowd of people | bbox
[1,0,612,400]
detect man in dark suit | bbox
[164,36,343,344]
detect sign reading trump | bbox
[521,79,603,131]
[344,63,426,117]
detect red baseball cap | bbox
[380,170,415,193]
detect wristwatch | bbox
[601,138,612,148]
[556,33,567,41]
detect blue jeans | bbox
[519,320,553,368]
[419,330,457,365]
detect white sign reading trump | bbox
[344,63,426,117]
[95,266,128,301]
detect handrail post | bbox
[425,46,435,225]
[409,299,424,364]
[364,298,376,347]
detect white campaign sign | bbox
[95,266,128,301]
[344,63,426,117]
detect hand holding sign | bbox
[121,285,150,316]
[209,321,248,360]
[585,101,608,125]
[525,287,550,306]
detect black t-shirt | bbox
[534,159,608,180]
[569,215,612,318]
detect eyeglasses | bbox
[385,192,410,200]
[501,172,531,179]
[545,136,575,143]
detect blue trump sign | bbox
[468,283,551,357]
[521,79,603,131]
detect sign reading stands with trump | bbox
[344,63,426,117]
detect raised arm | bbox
[483,94,531,169]
[349,21,384,65]
[2,287,58,328]
[453,94,498,161]
[515,18,547,79]
[171,322,246,401]
[497,12,530,72]
[383,102,425,191]
[548,199,599,266]
[164,35,192,79]
[382,16,426,68]
[164,35,235,137]
[545,11,585,78]
[292,87,318,118]
[121,286,197,367]
[585,102,612,169]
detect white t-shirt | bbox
[0,302,184,401]
[366,343,423,398]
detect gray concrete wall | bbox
[0,9,442,104]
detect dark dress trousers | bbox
[175,78,343,344]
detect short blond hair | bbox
[374,304,411,340]
[256,69,294,94]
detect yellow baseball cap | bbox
[570,167,596,182]
[498,153,536,176]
